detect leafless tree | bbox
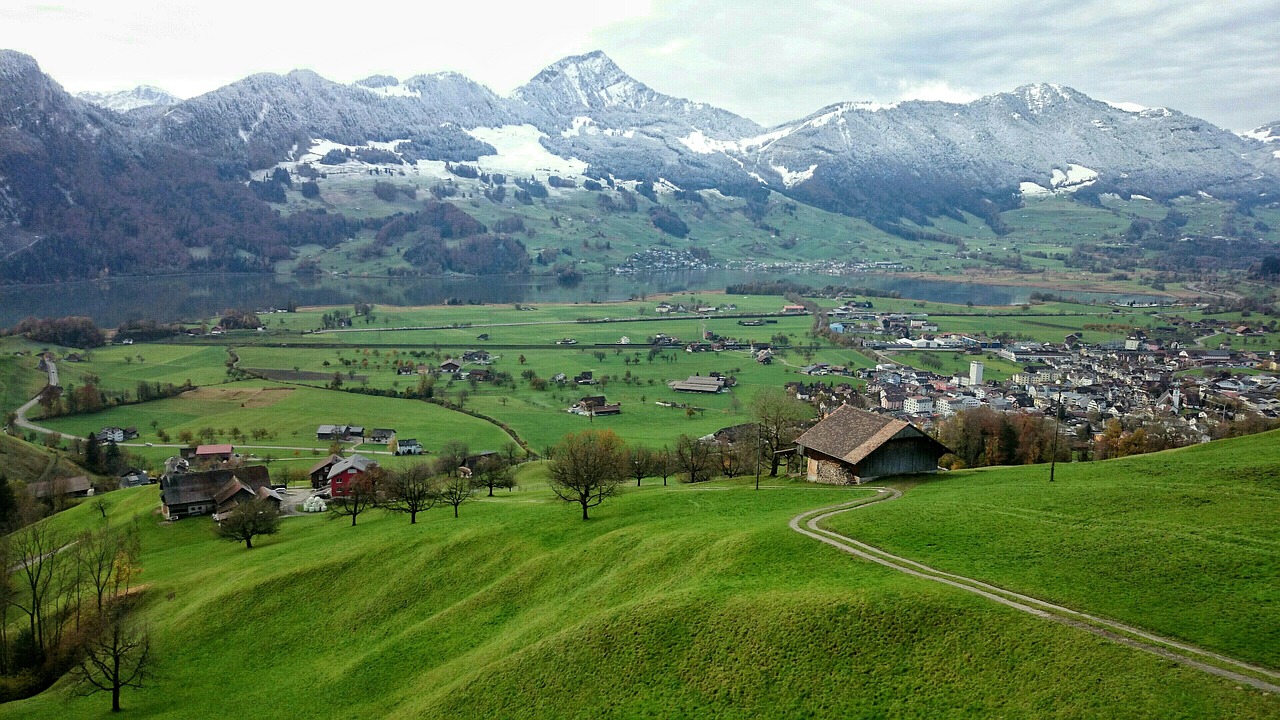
[626,446,656,487]
[750,388,814,475]
[675,434,715,483]
[329,471,381,527]
[215,499,281,548]
[8,522,68,662]
[436,473,473,518]
[73,602,152,712]
[470,456,515,497]
[75,524,140,616]
[382,463,438,523]
[547,430,628,519]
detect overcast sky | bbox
[5,0,1277,131]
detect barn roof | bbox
[795,405,947,465]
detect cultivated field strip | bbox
[791,490,1280,694]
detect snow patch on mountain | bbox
[467,124,588,176]
[771,163,817,188]
[358,83,421,99]
[1103,100,1149,113]
[1050,164,1098,190]
[679,130,741,154]
[1019,181,1053,196]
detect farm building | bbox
[308,454,344,488]
[25,475,93,501]
[160,466,272,519]
[795,405,950,484]
[668,375,731,393]
[369,428,396,444]
[194,444,234,463]
[316,425,364,441]
[395,439,423,456]
[328,454,378,498]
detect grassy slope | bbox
[825,430,1280,668]
[0,432,93,487]
[37,380,517,454]
[7,456,1278,718]
[275,169,1278,291]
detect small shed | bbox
[795,405,950,484]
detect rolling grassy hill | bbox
[823,429,1280,669]
[6,433,1279,718]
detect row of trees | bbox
[1,523,150,710]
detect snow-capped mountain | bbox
[76,85,180,113]
[3,45,1279,282]
[115,50,1277,214]
[735,83,1278,220]
[141,67,520,171]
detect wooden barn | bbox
[795,405,950,484]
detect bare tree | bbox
[626,446,656,487]
[675,434,715,483]
[750,388,814,476]
[215,499,281,548]
[9,522,67,663]
[75,524,140,616]
[329,472,380,527]
[382,462,438,523]
[471,456,515,497]
[436,473,473,518]
[656,446,674,486]
[547,430,628,519]
[437,440,470,475]
[73,602,152,712]
[92,497,109,519]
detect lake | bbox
[0,271,1168,327]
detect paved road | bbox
[791,489,1280,694]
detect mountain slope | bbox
[752,84,1279,223]
[0,50,288,282]
[143,69,515,172]
[76,85,180,113]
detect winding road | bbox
[791,489,1280,694]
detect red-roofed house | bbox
[195,444,234,462]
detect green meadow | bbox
[6,436,1279,718]
[825,430,1280,668]
[38,381,517,455]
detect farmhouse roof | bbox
[195,444,234,456]
[796,405,947,465]
[162,466,270,507]
[213,478,251,506]
[307,454,344,476]
[25,475,92,499]
[328,454,376,480]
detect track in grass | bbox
[791,490,1280,694]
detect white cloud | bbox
[3,0,1277,132]
[895,81,980,105]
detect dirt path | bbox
[791,489,1280,694]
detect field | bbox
[825,431,1280,668]
[11,294,1272,463]
[38,380,518,457]
[6,434,1279,718]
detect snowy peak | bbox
[76,85,180,113]
[515,50,652,113]
[0,49,41,80]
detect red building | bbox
[326,454,378,497]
